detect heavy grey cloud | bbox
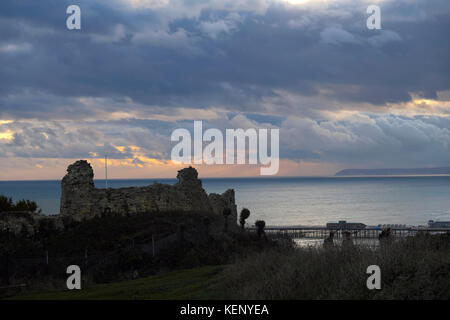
[0,0,449,118]
[280,114,450,167]
[0,0,449,171]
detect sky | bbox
[0,0,449,180]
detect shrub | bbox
[255,220,266,239]
[0,195,41,213]
[0,195,14,212]
[13,199,41,213]
[239,208,250,230]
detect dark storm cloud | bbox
[0,0,449,171]
[0,0,449,119]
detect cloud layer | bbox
[0,0,449,178]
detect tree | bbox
[255,220,266,239]
[239,208,250,230]
[13,199,41,213]
[222,208,231,233]
[0,195,13,212]
[0,195,41,213]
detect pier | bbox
[247,225,450,239]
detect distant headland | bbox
[335,167,450,176]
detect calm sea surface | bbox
[0,176,449,226]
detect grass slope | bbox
[10,265,223,300]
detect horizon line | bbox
[1,174,450,182]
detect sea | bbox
[1,176,449,227]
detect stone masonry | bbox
[60,160,237,223]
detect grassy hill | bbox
[10,265,223,300]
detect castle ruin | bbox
[60,160,237,223]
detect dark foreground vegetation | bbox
[0,210,276,297]
[214,233,450,299]
[1,207,449,300]
[7,233,450,300]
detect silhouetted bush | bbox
[0,195,14,212]
[239,208,250,230]
[255,220,266,239]
[0,195,41,213]
[14,199,41,213]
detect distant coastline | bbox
[335,167,450,176]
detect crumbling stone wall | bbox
[0,211,63,236]
[60,160,237,223]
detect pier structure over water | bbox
[247,222,450,239]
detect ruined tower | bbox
[60,160,237,223]
[60,160,95,217]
